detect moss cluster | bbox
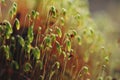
[0,0,112,80]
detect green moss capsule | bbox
[27,24,34,43]
[105,56,109,62]
[1,0,5,4]
[82,66,88,73]
[49,6,56,18]
[66,39,71,52]
[4,20,13,39]
[12,5,17,15]
[56,27,62,38]
[24,41,31,53]
[31,47,40,60]
[37,60,43,70]
[77,36,82,45]
[44,36,52,48]
[55,61,60,69]
[51,33,56,42]
[60,17,65,26]
[73,30,77,36]
[62,51,66,58]
[9,10,14,19]
[17,35,25,47]
[3,45,10,60]
[31,10,36,19]
[11,60,19,70]
[56,41,62,54]
[15,18,20,30]
[31,10,39,19]
[62,8,66,16]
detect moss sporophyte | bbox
[0,0,112,80]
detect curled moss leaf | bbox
[17,35,25,47]
[15,18,20,30]
[24,62,32,72]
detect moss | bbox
[0,0,112,80]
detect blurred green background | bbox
[89,0,120,79]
